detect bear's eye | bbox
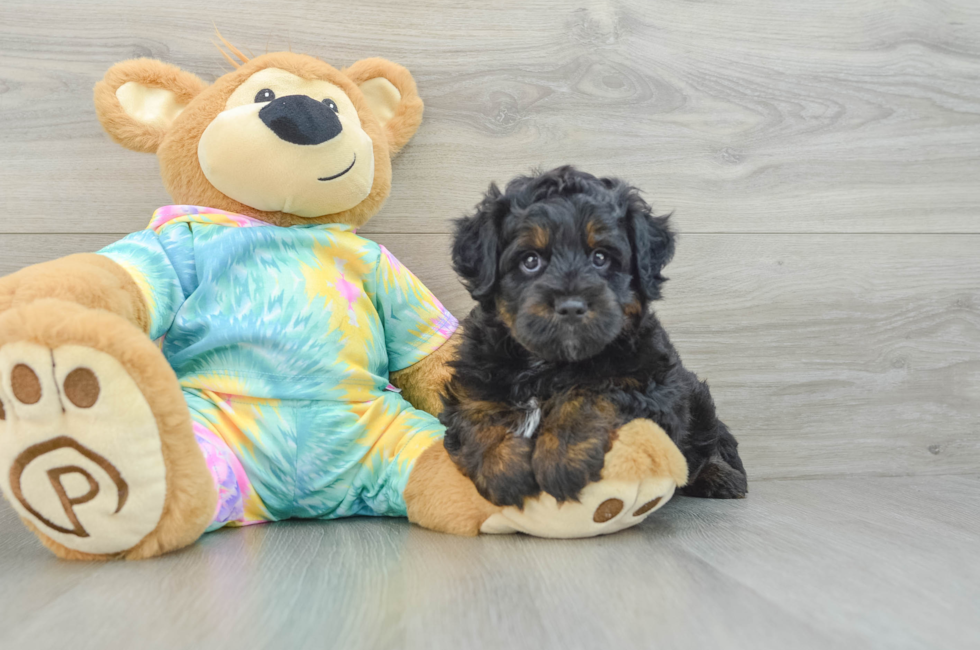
[255,89,276,103]
[591,250,610,269]
[521,252,542,274]
[322,98,339,113]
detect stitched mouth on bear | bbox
[318,154,357,182]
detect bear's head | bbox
[94,46,423,228]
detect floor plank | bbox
[1,476,976,650]
[2,0,980,234]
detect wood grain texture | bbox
[2,0,980,234]
[4,231,976,481]
[2,2,980,648]
[1,476,977,650]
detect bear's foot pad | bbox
[0,342,167,556]
[479,476,676,538]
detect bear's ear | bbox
[343,58,424,156]
[94,59,207,153]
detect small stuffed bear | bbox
[0,46,688,560]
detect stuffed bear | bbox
[0,44,688,560]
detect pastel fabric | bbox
[99,205,458,528]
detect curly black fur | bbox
[440,166,748,507]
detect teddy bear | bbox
[0,42,688,560]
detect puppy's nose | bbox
[259,95,343,145]
[555,297,588,318]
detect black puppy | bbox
[441,166,747,508]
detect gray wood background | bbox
[0,1,978,649]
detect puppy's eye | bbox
[255,88,276,103]
[591,250,610,269]
[322,98,339,113]
[521,252,542,273]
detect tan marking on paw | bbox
[11,364,42,404]
[633,496,662,517]
[63,368,100,408]
[593,498,624,523]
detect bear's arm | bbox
[0,253,149,333]
[96,229,191,341]
[389,329,461,417]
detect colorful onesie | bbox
[98,205,458,531]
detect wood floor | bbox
[1,0,978,648]
[1,477,978,650]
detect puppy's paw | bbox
[478,419,684,539]
[531,428,606,503]
[470,436,538,508]
[682,458,747,499]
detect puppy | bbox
[441,166,747,507]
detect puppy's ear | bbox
[622,185,675,302]
[453,183,506,307]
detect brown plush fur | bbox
[94,59,207,154]
[342,58,424,155]
[390,330,461,417]
[392,331,512,535]
[601,419,689,486]
[0,300,216,560]
[1,49,466,557]
[95,53,423,229]
[403,441,501,536]
[0,254,149,333]
[405,419,687,538]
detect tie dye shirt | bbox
[97,205,458,520]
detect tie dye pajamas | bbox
[98,205,457,530]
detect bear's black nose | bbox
[258,95,343,146]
